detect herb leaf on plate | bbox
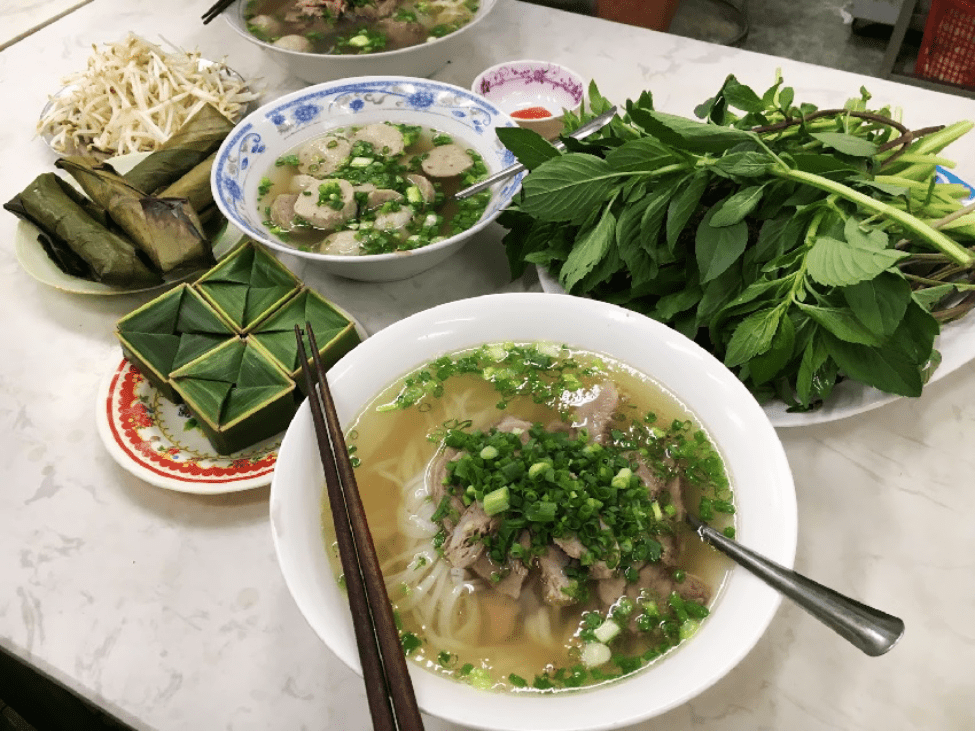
[499,75,975,411]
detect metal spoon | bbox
[686,513,905,656]
[453,105,618,200]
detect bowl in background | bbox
[472,60,584,139]
[270,292,798,730]
[224,0,499,84]
[211,76,522,282]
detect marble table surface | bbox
[0,1,973,729]
[0,0,91,50]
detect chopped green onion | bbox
[483,486,510,516]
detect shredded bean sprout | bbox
[37,34,259,157]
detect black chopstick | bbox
[201,0,235,25]
[295,324,425,731]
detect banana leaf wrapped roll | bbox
[123,104,234,194]
[57,156,213,274]
[158,151,217,212]
[3,173,160,286]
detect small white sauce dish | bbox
[472,60,585,139]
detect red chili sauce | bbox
[511,105,553,120]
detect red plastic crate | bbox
[916,0,975,88]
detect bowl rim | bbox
[471,58,586,103]
[224,0,499,60]
[210,74,523,266]
[269,292,798,730]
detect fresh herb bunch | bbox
[497,74,975,411]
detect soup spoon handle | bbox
[686,514,905,656]
[454,105,618,200]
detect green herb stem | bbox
[772,167,975,266]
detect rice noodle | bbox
[37,34,260,157]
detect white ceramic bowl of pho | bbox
[211,76,521,282]
[223,0,499,84]
[270,292,797,730]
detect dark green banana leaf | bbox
[124,104,234,194]
[4,173,160,286]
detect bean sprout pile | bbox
[37,34,259,157]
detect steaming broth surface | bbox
[324,343,734,692]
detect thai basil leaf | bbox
[889,301,939,364]
[616,198,658,286]
[789,153,861,176]
[696,209,749,283]
[495,126,561,170]
[710,185,766,226]
[520,154,619,223]
[795,331,834,407]
[561,207,617,292]
[797,302,884,345]
[653,284,703,322]
[749,311,796,384]
[842,271,912,338]
[720,75,766,113]
[810,132,879,157]
[844,216,889,250]
[725,306,782,367]
[824,333,924,397]
[697,260,744,327]
[710,151,772,178]
[666,172,708,249]
[806,235,908,287]
[911,283,970,311]
[640,185,675,251]
[630,108,755,153]
[605,136,678,172]
[752,213,805,265]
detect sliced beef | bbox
[635,460,666,497]
[353,0,398,19]
[664,475,686,521]
[495,415,533,445]
[675,572,712,606]
[596,575,627,608]
[572,381,619,444]
[377,17,427,47]
[658,530,682,568]
[553,534,586,560]
[442,502,498,569]
[537,545,578,607]
[628,563,712,607]
[426,445,464,530]
[470,551,529,601]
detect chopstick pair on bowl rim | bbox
[295,324,425,731]
[201,0,235,25]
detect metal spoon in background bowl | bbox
[687,513,905,656]
[454,105,618,200]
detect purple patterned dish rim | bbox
[474,60,584,105]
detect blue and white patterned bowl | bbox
[211,76,522,282]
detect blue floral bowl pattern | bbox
[211,76,523,282]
